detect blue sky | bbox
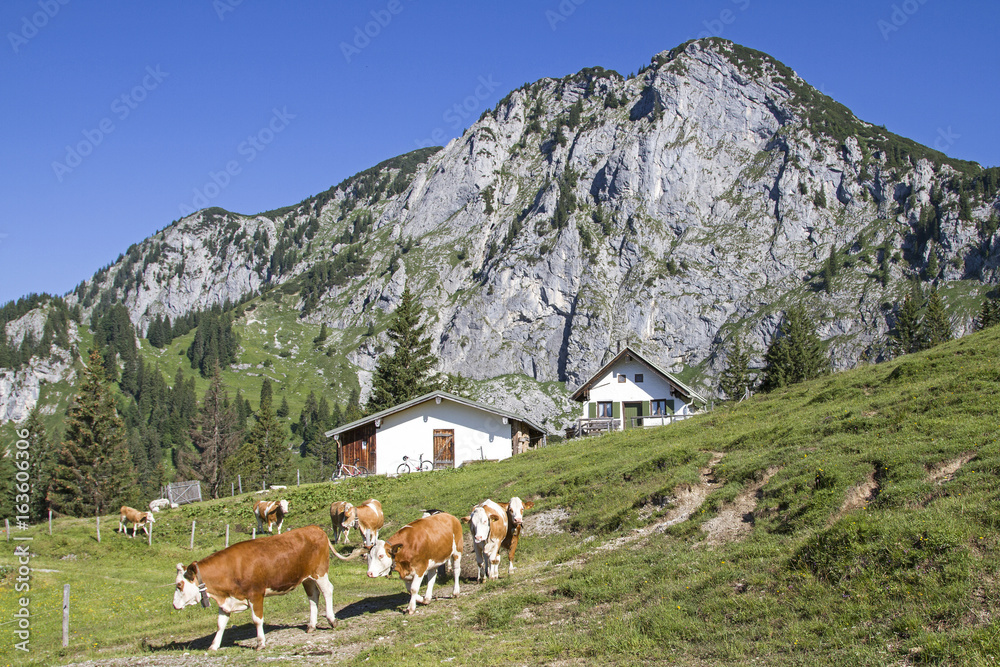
[1,1,997,306]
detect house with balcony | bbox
[567,347,707,437]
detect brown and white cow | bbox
[462,497,534,579]
[253,499,289,534]
[118,505,155,538]
[343,498,384,548]
[329,500,352,544]
[498,497,534,574]
[461,499,507,581]
[172,525,339,651]
[360,511,463,614]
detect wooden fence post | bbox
[238,475,242,494]
[190,521,196,550]
[225,524,230,548]
[4,518,8,542]
[62,584,70,647]
[297,469,300,486]
[96,516,100,544]
[49,509,52,535]
[147,520,153,546]
[252,526,256,540]
[231,482,234,497]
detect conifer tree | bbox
[226,399,289,489]
[277,395,290,418]
[921,288,952,348]
[975,294,1000,330]
[367,286,438,413]
[50,349,137,517]
[259,377,273,411]
[719,338,754,401]
[760,305,827,392]
[890,292,923,356]
[190,364,241,499]
[23,406,56,522]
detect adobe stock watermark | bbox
[695,0,751,39]
[177,107,295,217]
[51,65,169,183]
[877,0,930,40]
[8,0,70,54]
[546,0,586,31]
[340,0,411,63]
[12,426,33,653]
[213,0,243,21]
[932,126,959,153]
[414,75,501,149]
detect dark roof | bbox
[570,346,707,404]
[324,390,548,438]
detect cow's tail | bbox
[329,539,364,561]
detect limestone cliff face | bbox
[12,38,997,423]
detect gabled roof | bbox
[324,390,548,439]
[570,346,707,404]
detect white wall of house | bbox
[372,398,513,475]
[578,359,694,426]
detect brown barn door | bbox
[433,429,455,469]
[340,423,376,472]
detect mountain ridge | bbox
[3,37,999,428]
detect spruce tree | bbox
[190,364,242,499]
[259,377,273,411]
[975,294,1000,330]
[366,286,439,413]
[760,305,827,392]
[227,399,290,489]
[890,293,923,356]
[277,395,290,418]
[719,338,753,401]
[921,289,952,348]
[50,349,137,517]
[23,406,56,522]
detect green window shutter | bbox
[588,402,597,418]
[612,402,620,419]
[642,400,650,416]
[665,400,675,414]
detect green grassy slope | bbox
[3,326,1000,665]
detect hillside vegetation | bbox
[3,326,1000,665]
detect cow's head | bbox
[146,512,156,524]
[173,563,210,610]
[506,497,534,526]
[279,499,290,514]
[365,540,398,578]
[463,505,499,544]
[342,503,357,529]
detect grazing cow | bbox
[118,505,155,538]
[329,500,353,544]
[172,525,339,651]
[343,498,384,548]
[361,511,463,614]
[253,499,289,534]
[461,499,507,581]
[498,497,534,574]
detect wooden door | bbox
[433,429,455,469]
[340,423,376,472]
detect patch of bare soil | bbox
[699,466,778,546]
[829,467,879,526]
[596,452,726,552]
[926,451,976,485]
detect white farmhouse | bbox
[324,391,547,476]
[568,347,707,436]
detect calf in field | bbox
[118,505,155,538]
[172,525,339,651]
[359,511,463,614]
[253,499,289,534]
